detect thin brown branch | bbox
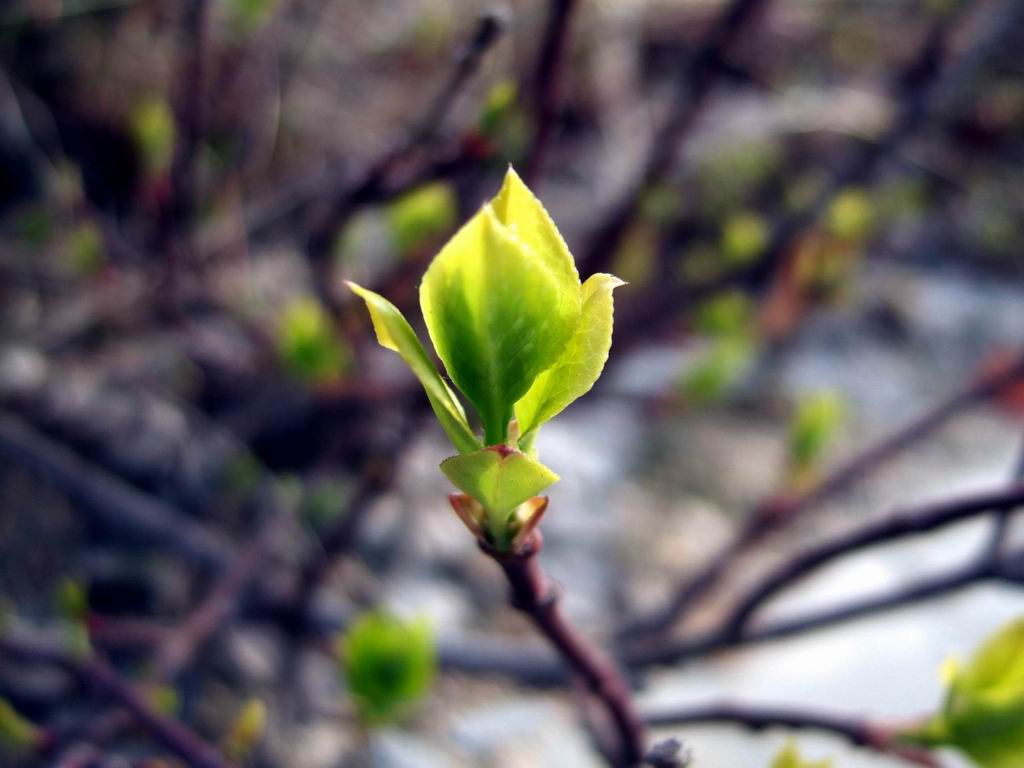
[0,411,231,569]
[0,635,233,768]
[718,483,1024,639]
[482,531,647,767]
[303,10,506,272]
[619,350,1024,640]
[523,0,581,185]
[643,703,939,767]
[581,0,770,273]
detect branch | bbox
[619,350,1024,639]
[523,0,581,185]
[303,10,506,269]
[0,411,231,569]
[482,531,648,767]
[718,483,1024,639]
[0,635,232,768]
[581,0,770,273]
[643,703,939,767]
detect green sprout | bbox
[386,182,458,255]
[349,167,623,550]
[276,296,351,386]
[787,391,847,476]
[720,210,769,266]
[825,187,874,242]
[0,699,39,755]
[222,698,267,762]
[131,98,176,178]
[905,616,1024,768]
[770,741,832,768]
[338,612,436,726]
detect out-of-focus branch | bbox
[302,11,506,284]
[717,484,1024,640]
[643,703,939,767]
[581,0,770,273]
[0,411,231,568]
[0,635,232,768]
[620,0,1022,337]
[523,0,581,185]
[619,350,1024,640]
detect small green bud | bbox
[788,391,847,474]
[276,297,351,386]
[770,741,832,768]
[223,698,267,762]
[386,183,457,255]
[338,612,436,725]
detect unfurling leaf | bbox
[441,446,558,548]
[770,741,832,768]
[339,612,436,725]
[349,166,623,550]
[347,283,480,454]
[421,168,581,444]
[515,273,624,438]
[905,617,1024,768]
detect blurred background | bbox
[1,0,1024,766]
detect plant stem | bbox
[481,530,647,767]
[643,703,939,767]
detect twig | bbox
[0,411,231,569]
[481,531,647,767]
[643,703,939,767]
[718,484,1024,639]
[581,0,770,273]
[0,635,233,768]
[523,0,581,185]
[303,11,506,275]
[619,351,1024,639]
[618,0,1017,337]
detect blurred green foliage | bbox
[826,188,874,241]
[0,699,37,754]
[770,741,832,768]
[226,0,277,33]
[276,297,350,386]
[339,612,436,725]
[55,577,88,624]
[680,337,756,405]
[386,182,457,255]
[223,698,267,762]
[693,292,755,338]
[131,98,176,177]
[787,391,847,474]
[909,616,1024,768]
[64,222,106,276]
[720,211,769,266]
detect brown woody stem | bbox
[481,530,648,767]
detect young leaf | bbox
[515,273,624,437]
[908,617,1024,768]
[386,182,457,255]
[277,296,350,385]
[788,391,847,472]
[770,741,832,768]
[347,283,480,454]
[339,612,436,725]
[440,445,558,545]
[420,200,579,445]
